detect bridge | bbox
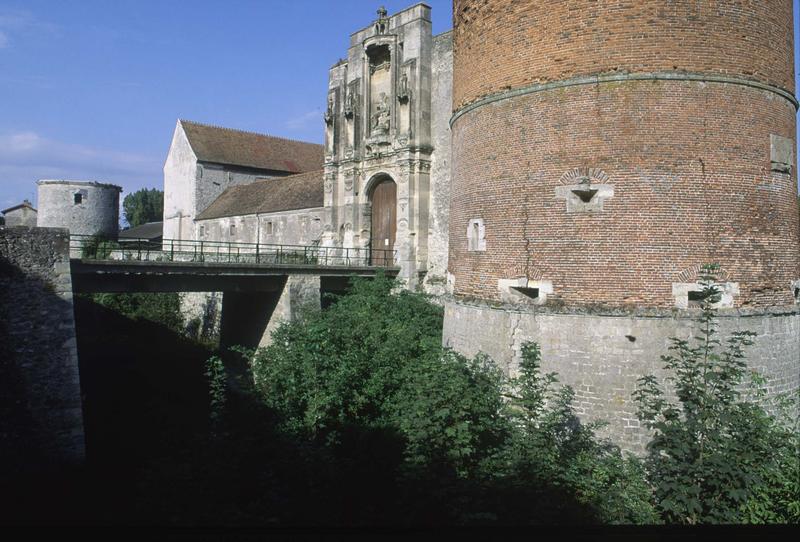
[69,235,399,293]
[69,234,401,349]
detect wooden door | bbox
[370,178,396,266]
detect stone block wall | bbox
[444,298,800,452]
[0,226,85,472]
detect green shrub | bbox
[247,274,656,524]
[633,264,800,524]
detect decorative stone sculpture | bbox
[371,92,390,135]
[344,89,357,119]
[397,72,410,103]
[375,6,388,35]
[324,93,334,125]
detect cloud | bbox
[285,110,321,131]
[0,131,158,172]
[0,9,59,50]
[0,131,162,207]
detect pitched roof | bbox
[2,200,37,214]
[118,221,163,240]
[197,170,324,220]
[180,120,324,173]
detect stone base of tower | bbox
[442,298,800,453]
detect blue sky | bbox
[0,0,798,210]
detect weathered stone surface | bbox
[0,226,85,471]
[443,298,800,453]
[37,180,121,237]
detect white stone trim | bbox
[467,218,486,251]
[672,281,739,309]
[498,277,553,305]
[555,183,614,212]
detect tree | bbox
[123,188,163,228]
[633,264,800,524]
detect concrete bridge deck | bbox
[69,235,399,293]
[70,258,399,293]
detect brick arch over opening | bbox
[675,265,733,284]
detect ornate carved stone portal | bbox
[322,4,438,288]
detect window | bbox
[74,193,83,204]
[687,290,711,308]
[467,218,485,252]
[230,224,236,236]
[265,221,273,235]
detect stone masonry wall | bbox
[443,299,800,452]
[423,30,453,296]
[0,226,85,472]
[37,181,121,238]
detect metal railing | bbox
[69,234,397,268]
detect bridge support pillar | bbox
[220,275,322,351]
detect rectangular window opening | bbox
[688,290,710,308]
[74,193,82,204]
[266,222,273,235]
[512,287,539,300]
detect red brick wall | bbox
[449,1,799,309]
[453,0,794,110]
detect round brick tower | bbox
[444,0,800,450]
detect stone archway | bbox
[368,175,396,266]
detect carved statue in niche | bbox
[397,72,410,103]
[344,88,357,119]
[371,92,390,135]
[324,93,334,125]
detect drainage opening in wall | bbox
[512,286,539,300]
[571,187,598,203]
[688,290,712,308]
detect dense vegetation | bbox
[231,272,797,525]
[55,271,797,526]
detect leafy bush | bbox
[246,274,656,524]
[633,265,800,524]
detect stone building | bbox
[196,170,324,247]
[163,119,324,242]
[37,180,122,237]
[321,4,452,292]
[1,200,38,227]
